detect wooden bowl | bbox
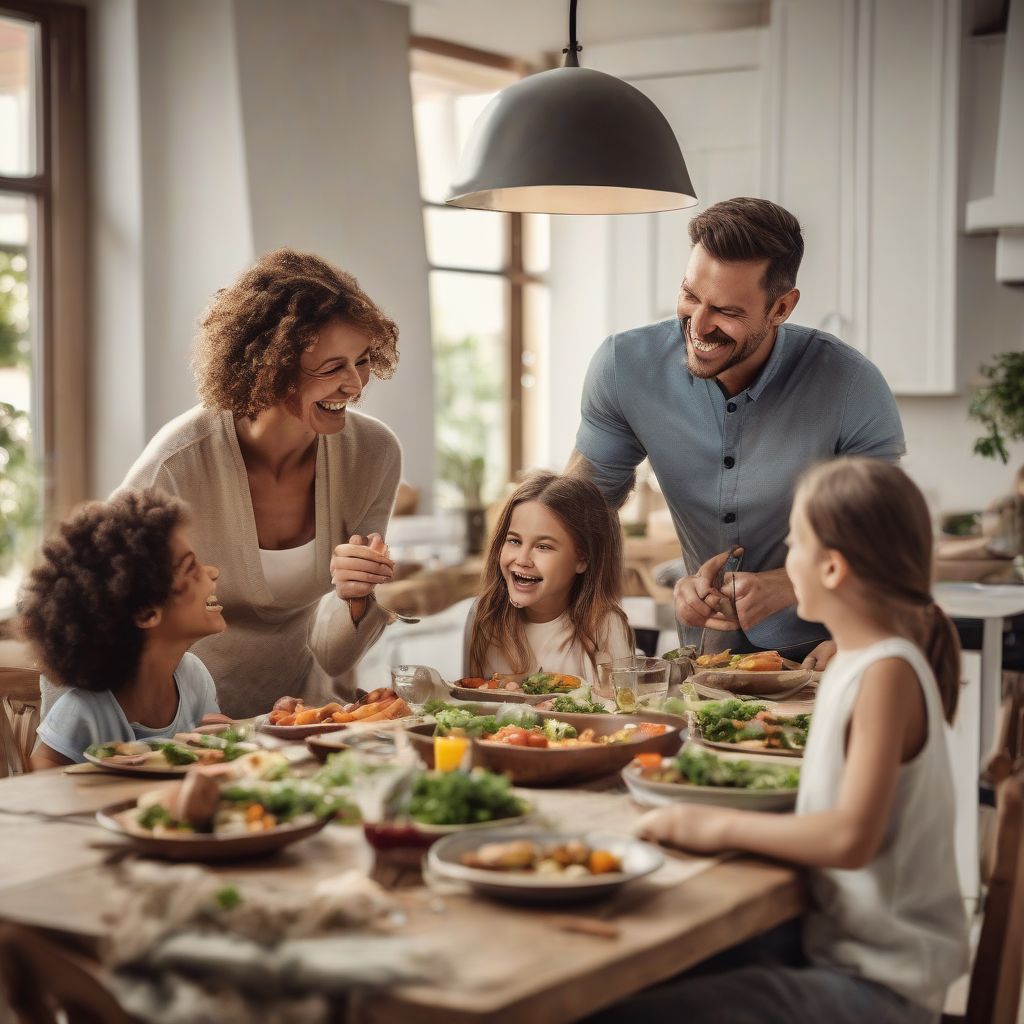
[407,710,684,787]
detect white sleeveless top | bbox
[797,637,968,1011]
[259,539,318,607]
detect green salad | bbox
[695,700,810,750]
[545,687,607,714]
[645,746,799,790]
[407,769,528,825]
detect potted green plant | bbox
[438,446,487,554]
[969,352,1024,555]
[970,352,1024,464]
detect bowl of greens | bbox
[410,701,684,786]
[623,745,799,811]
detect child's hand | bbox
[635,804,733,855]
[199,712,233,727]
[330,533,395,600]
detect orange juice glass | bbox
[433,734,469,773]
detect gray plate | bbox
[427,827,663,904]
[622,762,797,811]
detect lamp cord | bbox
[563,0,581,66]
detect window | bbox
[0,2,87,615]
[410,38,550,509]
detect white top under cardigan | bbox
[797,637,969,1012]
[62,405,402,719]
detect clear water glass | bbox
[596,656,671,707]
[390,664,441,705]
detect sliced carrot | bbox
[633,753,662,772]
[294,708,321,726]
[588,850,621,874]
[331,711,356,723]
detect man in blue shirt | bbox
[569,198,905,664]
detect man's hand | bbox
[726,567,797,631]
[673,547,743,631]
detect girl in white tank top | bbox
[631,458,969,1022]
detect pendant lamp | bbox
[446,0,697,215]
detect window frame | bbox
[411,35,546,482]
[0,0,88,524]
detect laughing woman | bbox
[44,250,403,719]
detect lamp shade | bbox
[446,66,697,215]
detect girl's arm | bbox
[30,741,73,772]
[638,657,927,871]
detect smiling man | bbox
[567,198,906,663]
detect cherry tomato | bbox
[526,732,548,748]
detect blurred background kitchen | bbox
[0,0,1022,685]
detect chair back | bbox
[0,666,41,776]
[967,695,1024,1024]
[0,924,135,1024]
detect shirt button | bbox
[726,402,737,413]
[723,512,736,524]
[724,456,735,469]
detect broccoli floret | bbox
[542,718,577,741]
[137,803,174,830]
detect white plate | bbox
[622,762,797,811]
[84,751,193,777]
[427,828,663,904]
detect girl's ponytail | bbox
[799,458,962,724]
[920,603,962,722]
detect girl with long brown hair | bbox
[465,473,633,680]
[602,458,967,1024]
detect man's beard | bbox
[680,315,772,380]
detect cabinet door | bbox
[766,0,959,394]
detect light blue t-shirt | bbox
[576,319,906,653]
[35,653,221,764]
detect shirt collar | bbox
[680,320,790,400]
[745,323,790,402]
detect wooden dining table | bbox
[0,757,806,1023]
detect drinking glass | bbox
[596,656,671,708]
[390,664,443,705]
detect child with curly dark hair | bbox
[22,489,228,769]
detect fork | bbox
[697,546,743,658]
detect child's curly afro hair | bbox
[18,489,187,693]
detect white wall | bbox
[87,0,434,504]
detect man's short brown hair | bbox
[687,198,804,305]
[193,248,399,419]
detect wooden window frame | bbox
[0,1,88,525]
[412,35,546,480]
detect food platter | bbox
[304,717,431,762]
[408,710,684,787]
[427,828,664,904]
[83,750,194,777]
[692,657,815,698]
[622,756,798,812]
[96,798,329,862]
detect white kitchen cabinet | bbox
[765,0,960,394]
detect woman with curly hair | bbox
[24,490,228,769]
[50,250,400,719]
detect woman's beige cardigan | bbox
[119,405,402,718]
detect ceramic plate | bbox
[304,717,431,761]
[96,799,329,862]
[692,658,815,698]
[83,751,193,777]
[427,828,664,904]
[621,761,797,811]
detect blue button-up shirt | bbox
[575,318,906,653]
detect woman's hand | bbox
[331,532,395,601]
[635,804,734,855]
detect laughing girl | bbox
[465,472,633,681]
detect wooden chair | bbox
[0,925,137,1024]
[0,665,40,777]
[942,691,1024,1024]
